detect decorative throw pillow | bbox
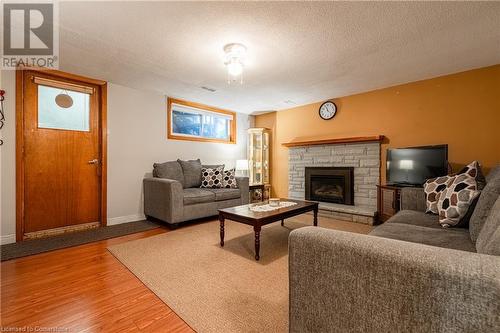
[202,164,225,170]
[424,175,452,214]
[437,174,481,228]
[177,159,202,188]
[222,169,238,189]
[457,160,486,190]
[152,161,184,186]
[200,166,224,188]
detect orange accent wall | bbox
[255,65,500,198]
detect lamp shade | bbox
[236,159,249,171]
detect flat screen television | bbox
[386,145,448,186]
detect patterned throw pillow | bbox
[200,166,224,188]
[222,169,238,189]
[457,160,486,190]
[437,174,481,228]
[424,175,453,214]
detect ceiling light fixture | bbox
[223,43,247,84]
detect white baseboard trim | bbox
[107,214,146,226]
[1,234,16,245]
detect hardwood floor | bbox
[0,228,195,332]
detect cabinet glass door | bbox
[262,132,269,184]
[252,133,263,184]
[248,128,271,187]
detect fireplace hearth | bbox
[305,167,354,205]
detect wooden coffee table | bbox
[218,199,319,260]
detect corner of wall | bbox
[107,214,146,226]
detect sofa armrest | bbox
[400,187,426,212]
[143,177,184,224]
[289,227,500,333]
[236,176,249,204]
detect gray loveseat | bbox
[289,166,500,332]
[144,160,249,226]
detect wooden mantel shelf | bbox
[282,135,384,148]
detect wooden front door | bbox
[17,69,107,240]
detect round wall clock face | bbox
[319,101,337,120]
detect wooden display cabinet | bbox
[248,128,271,202]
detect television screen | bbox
[386,145,448,186]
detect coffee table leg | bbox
[254,226,261,261]
[313,206,318,226]
[219,215,225,247]
[281,219,284,226]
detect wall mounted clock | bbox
[319,101,337,120]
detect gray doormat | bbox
[1,220,161,262]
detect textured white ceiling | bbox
[59,1,500,114]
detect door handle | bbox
[88,159,99,164]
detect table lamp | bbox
[236,159,249,177]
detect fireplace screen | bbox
[310,176,345,203]
[305,167,354,205]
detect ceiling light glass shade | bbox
[227,60,243,76]
[224,43,247,84]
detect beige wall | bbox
[255,65,500,197]
[106,83,250,223]
[0,72,250,244]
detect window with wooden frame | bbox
[167,98,236,144]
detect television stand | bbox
[386,182,422,188]
[376,184,403,223]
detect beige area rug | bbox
[108,215,372,333]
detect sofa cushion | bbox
[400,187,426,212]
[183,188,215,205]
[470,169,500,243]
[386,210,441,229]
[202,164,225,169]
[370,222,476,252]
[153,161,184,186]
[486,165,500,183]
[178,159,202,188]
[476,196,500,255]
[424,175,452,214]
[200,166,224,188]
[206,188,241,201]
[437,174,480,228]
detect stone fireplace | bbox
[286,137,382,225]
[305,167,354,205]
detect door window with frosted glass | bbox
[38,85,90,131]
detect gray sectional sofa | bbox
[289,166,500,332]
[143,160,249,226]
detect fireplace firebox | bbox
[305,167,354,205]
